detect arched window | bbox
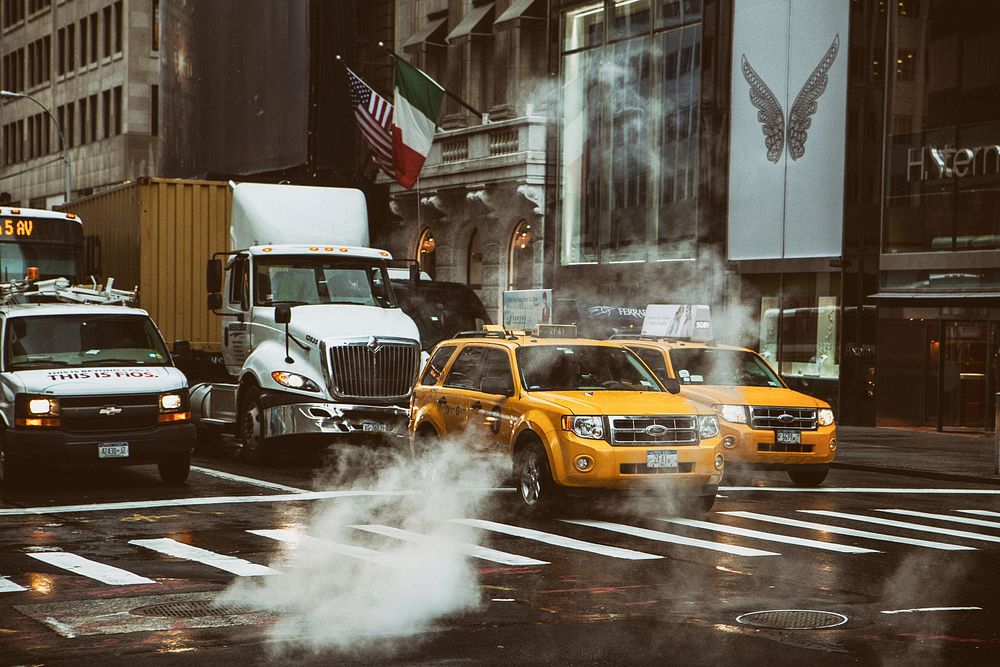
[417,228,436,279]
[467,229,483,289]
[508,219,534,290]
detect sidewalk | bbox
[834,425,1000,484]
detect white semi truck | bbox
[189,183,422,460]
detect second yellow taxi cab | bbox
[408,325,726,514]
[616,337,837,486]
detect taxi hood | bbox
[529,390,707,416]
[680,384,828,409]
[5,366,188,396]
[282,304,419,344]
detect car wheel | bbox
[515,441,560,515]
[681,491,717,517]
[237,384,272,464]
[788,466,829,487]
[158,452,191,484]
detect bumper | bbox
[4,423,195,467]
[545,431,724,492]
[264,402,409,442]
[718,424,838,467]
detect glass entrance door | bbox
[941,321,991,430]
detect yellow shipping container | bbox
[59,177,232,353]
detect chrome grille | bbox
[609,415,699,446]
[60,393,160,432]
[327,339,420,401]
[750,406,818,431]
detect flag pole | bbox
[377,42,485,122]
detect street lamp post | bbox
[1,90,72,204]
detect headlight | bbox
[159,393,183,411]
[28,397,58,415]
[714,404,748,424]
[561,415,605,440]
[818,408,835,426]
[272,371,321,392]
[698,415,720,439]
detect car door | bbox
[439,344,486,436]
[467,346,517,454]
[412,344,458,432]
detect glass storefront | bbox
[559,0,702,266]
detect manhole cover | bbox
[131,600,265,619]
[736,609,848,630]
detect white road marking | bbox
[0,576,28,593]
[28,552,156,585]
[450,519,662,560]
[658,518,880,554]
[721,511,975,551]
[350,524,549,566]
[564,519,780,557]
[129,538,277,576]
[881,606,982,615]
[249,528,392,565]
[959,510,1000,518]
[190,466,309,493]
[877,509,1000,529]
[43,616,78,638]
[722,487,1000,494]
[800,510,1000,544]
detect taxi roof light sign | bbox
[641,304,713,342]
[532,323,577,338]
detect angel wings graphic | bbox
[741,34,839,163]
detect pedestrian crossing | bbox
[4,505,1000,593]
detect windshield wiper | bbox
[79,358,150,366]
[10,359,73,368]
[264,300,310,307]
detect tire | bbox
[681,491,717,517]
[237,384,273,464]
[515,441,561,515]
[788,466,829,487]
[158,452,191,484]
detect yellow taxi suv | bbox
[617,337,836,486]
[408,325,725,514]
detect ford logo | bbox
[777,413,795,423]
[645,424,669,437]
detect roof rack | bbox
[0,276,137,306]
[453,330,513,340]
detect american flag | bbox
[346,67,394,178]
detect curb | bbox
[832,461,1000,486]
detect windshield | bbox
[254,257,396,308]
[5,314,171,371]
[394,283,490,350]
[0,243,81,282]
[516,344,662,392]
[668,348,784,387]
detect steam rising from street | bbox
[220,439,506,656]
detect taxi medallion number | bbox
[99,443,130,458]
[646,449,678,470]
[775,429,801,445]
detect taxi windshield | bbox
[5,314,171,370]
[669,348,783,387]
[516,344,662,392]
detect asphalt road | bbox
[2,446,999,665]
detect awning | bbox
[495,0,544,29]
[868,292,1000,300]
[402,17,448,49]
[447,3,494,44]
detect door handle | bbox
[470,401,482,410]
[436,397,447,405]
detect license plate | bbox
[362,422,387,433]
[98,443,129,458]
[775,429,801,445]
[646,449,678,470]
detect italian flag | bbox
[392,58,445,190]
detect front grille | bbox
[749,406,817,431]
[620,462,694,474]
[327,340,420,401]
[609,415,699,446]
[759,442,815,453]
[60,393,160,433]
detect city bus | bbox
[0,206,83,283]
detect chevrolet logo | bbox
[99,406,123,416]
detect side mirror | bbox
[663,377,681,394]
[172,340,192,364]
[480,375,514,397]
[274,304,292,324]
[207,293,222,310]
[206,259,223,293]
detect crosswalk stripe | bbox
[129,538,277,576]
[0,576,28,593]
[959,510,1000,518]
[27,552,156,585]
[564,520,779,556]
[450,519,662,560]
[877,509,1000,529]
[800,510,1000,544]
[721,511,975,551]
[658,518,880,554]
[248,529,391,565]
[350,524,549,566]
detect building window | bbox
[3,0,25,29]
[78,97,87,144]
[417,228,436,279]
[113,85,122,135]
[152,0,160,51]
[114,1,123,53]
[102,89,111,138]
[151,84,158,136]
[508,220,534,290]
[57,27,66,76]
[79,16,88,67]
[65,101,74,147]
[67,23,75,71]
[103,5,112,58]
[895,48,915,82]
[88,93,97,142]
[896,0,918,17]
